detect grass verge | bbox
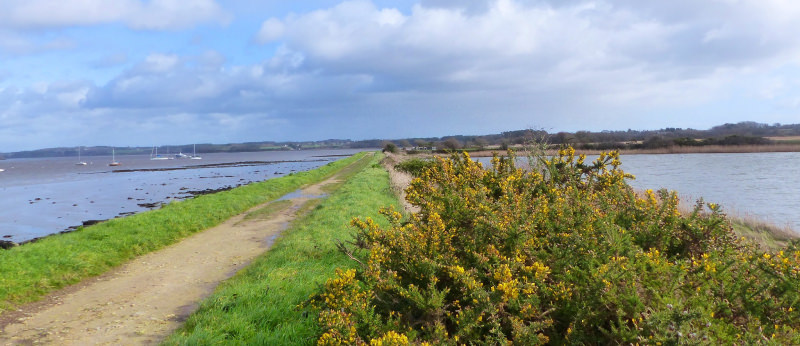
[164,154,398,344]
[730,215,798,251]
[0,152,371,313]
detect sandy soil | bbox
[381,153,418,213]
[0,172,344,345]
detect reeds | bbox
[729,214,798,251]
[643,189,798,251]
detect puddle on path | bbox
[277,189,328,201]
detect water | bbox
[618,152,800,232]
[477,152,800,232]
[277,189,328,201]
[0,149,364,243]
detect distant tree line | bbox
[374,121,800,153]
[2,139,354,159]
[3,121,799,159]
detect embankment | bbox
[164,152,400,344]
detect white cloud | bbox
[140,53,180,73]
[250,0,800,113]
[5,0,800,151]
[126,0,230,30]
[0,0,229,30]
[0,30,75,56]
[256,18,285,44]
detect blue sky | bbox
[2,0,800,151]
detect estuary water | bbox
[618,152,800,233]
[0,149,364,243]
[478,152,800,233]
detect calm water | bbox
[619,152,800,232]
[478,152,800,233]
[0,149,364,243]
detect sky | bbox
[2,0,800,152]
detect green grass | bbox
[730,215,798,251]
[164,154,399,345]
[0,152,372,313]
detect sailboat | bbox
[150,146,168,160]
[190,144,202,160]
[108,148,121,166]
[76,146,87,166]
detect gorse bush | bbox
[309,148,800,344]
[384,142,399,154]
[394,158,436,177]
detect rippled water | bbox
[0,149,364,243]
[618,152,800,232]
[477,152,800,233]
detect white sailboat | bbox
[109,148,121,166]
[150,146,168,160]
[76,146,87,166]
[190,144,202,160]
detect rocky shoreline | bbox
[0,154,352,248]
[2,184,247,248]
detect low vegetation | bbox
[393,157,436,177]
[310,148,800,344]
[0,153,369,313]
[731,215,798,252]
[165,153,399,344]
[383,142,399,154]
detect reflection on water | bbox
[477,152,800,233]
[277,189,328,201]
[0,149,364,243]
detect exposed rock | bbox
[183,186,234,196]
[82,220,104,227]
[137,202,161,208]
[1,240,17,250]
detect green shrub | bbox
[383,142,399,154]
[394,158,435,177]
[309,148,800,344]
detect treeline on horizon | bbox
[383,121,800,152]
[3,121,800,159]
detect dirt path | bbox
[380,153,417,213]
[0,170,346,345]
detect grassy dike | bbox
[0,152,372,313]
[164,154,399,344]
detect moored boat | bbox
[150,146,169,160]
[76,146,87,166]
[109,148,121,166]
[190,144,202,160]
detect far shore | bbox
[439,143,800,157]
